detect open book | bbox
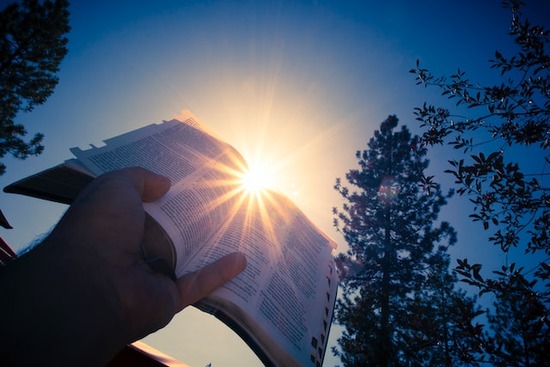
[4,112,339,367]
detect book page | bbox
[71,119,233,182]
[186,190,339,366]
[70,118,248,273]
[144,159,244,274]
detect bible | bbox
[4,111,339,367]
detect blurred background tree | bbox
[333,116,480,366]
[410,0,549,364]
[0,0,70,175]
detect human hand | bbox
[0,167,246,366]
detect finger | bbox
[69,167,170,208]
[176,252,247,310]
[51,168,171,251]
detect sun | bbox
[240,163,274,194]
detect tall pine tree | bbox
[333,115,480,366]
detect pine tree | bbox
[0,0,70,175]
[333,115,480,366]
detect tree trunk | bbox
[380,217,392,367]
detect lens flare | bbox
[240,164,273,194]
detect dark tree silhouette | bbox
[0,0,70,175]
[484,264,549,367]
[409,0,549,364]
[333,116,480,366]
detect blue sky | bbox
[1,1,549,366]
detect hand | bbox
[0,167,246,366]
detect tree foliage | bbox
[0,0,70,175]
[410,0,548,256]
[410,0,549,364]
[333,116,480,366]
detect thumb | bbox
[122,167,172,202]
[176,252,247,310]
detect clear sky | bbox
[1,1,549,366]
